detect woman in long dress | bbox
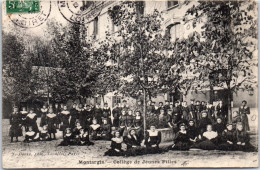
[9,107,23,142]
[40,105,48,127]
[238,100,250,132]
[46,108,57,140]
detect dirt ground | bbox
[2,109,259,168]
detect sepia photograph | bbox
[1,0,258,168]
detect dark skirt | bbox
[125,146,146,156]
[171,141,191,151]
[40,114,47,127]
[145,145,162,154]
[104,149,125,156]
[241,114,250,131]
[9,124,23,137]
[193,139,217,150]
[217,143,235,151]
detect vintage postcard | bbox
[2,0,258,168]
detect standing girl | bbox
[239,100,250,132]
[40,105,48,127]
[46,108,57,140]
[26,108,39,133]
[9,106,22,142]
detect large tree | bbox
[176,0,258,122]
[106,2,178,129]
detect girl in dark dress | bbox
[145,125,162,154]
[20,107,28,132]
[134,111,143,127]
[233,122,256,152]
[238,100,250,132]
[39,125,50,141]
[58,128,74,146]
[100,118,111,140]
[26,109,39,133]
[60,105,70,137]
[193,124,218,150]
[78,129,94,146]
[104,131,124,156]
[69,103,78,129]
[158,109,170,128]
[126,110,135,128]
[197,111,212,135]
[89,119,101,140]
[72,122,83,138]
[46,108,57,140]
[213,117,226,136]
[9,107,22,142]
[187,120,198,143]
[119,110,127,136]
[171,123,191,151]
[40,105,48,127]
[54,103,61,129]
[78,104,87,129]
[217,124,235,151]
[124,129,144,156]
[181,101,190,121]
[103,103,112,125]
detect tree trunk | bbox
[227,84,232,123]
[143,88,146,138]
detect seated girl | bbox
[171,123,191,151]
[78,128,94,146]
[217,123,235,151]
[233,122,256,152]
[145,125,162,154]
[213,117,226,136]
[193,124,218,150]
[100,118,111,140]
[104,131,124,156]
[89,119,101,140]
[39,125,50,141]
[187,120,198,143]
[72,122,83,138]
[58,128,74,146]
[24,126,37,143]
[124,129,144,156]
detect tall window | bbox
[166,23,184,42]
[93,17,98,39]
[167,0,178,9]
[136,1,145,15]
[112,96,121,107]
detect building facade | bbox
[83,1,257,109]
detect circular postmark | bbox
[57,1,103,24]
[9,1,51,28]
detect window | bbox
[167,1,178,9]
[93,17,98,39]
[136,1,145,15]
[166,23,184,42]
[112,96,121,107]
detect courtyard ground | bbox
[2,108,259,168]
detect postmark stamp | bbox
[6,0,40,14]
[8,0,51,28]
[57,1,103,24]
